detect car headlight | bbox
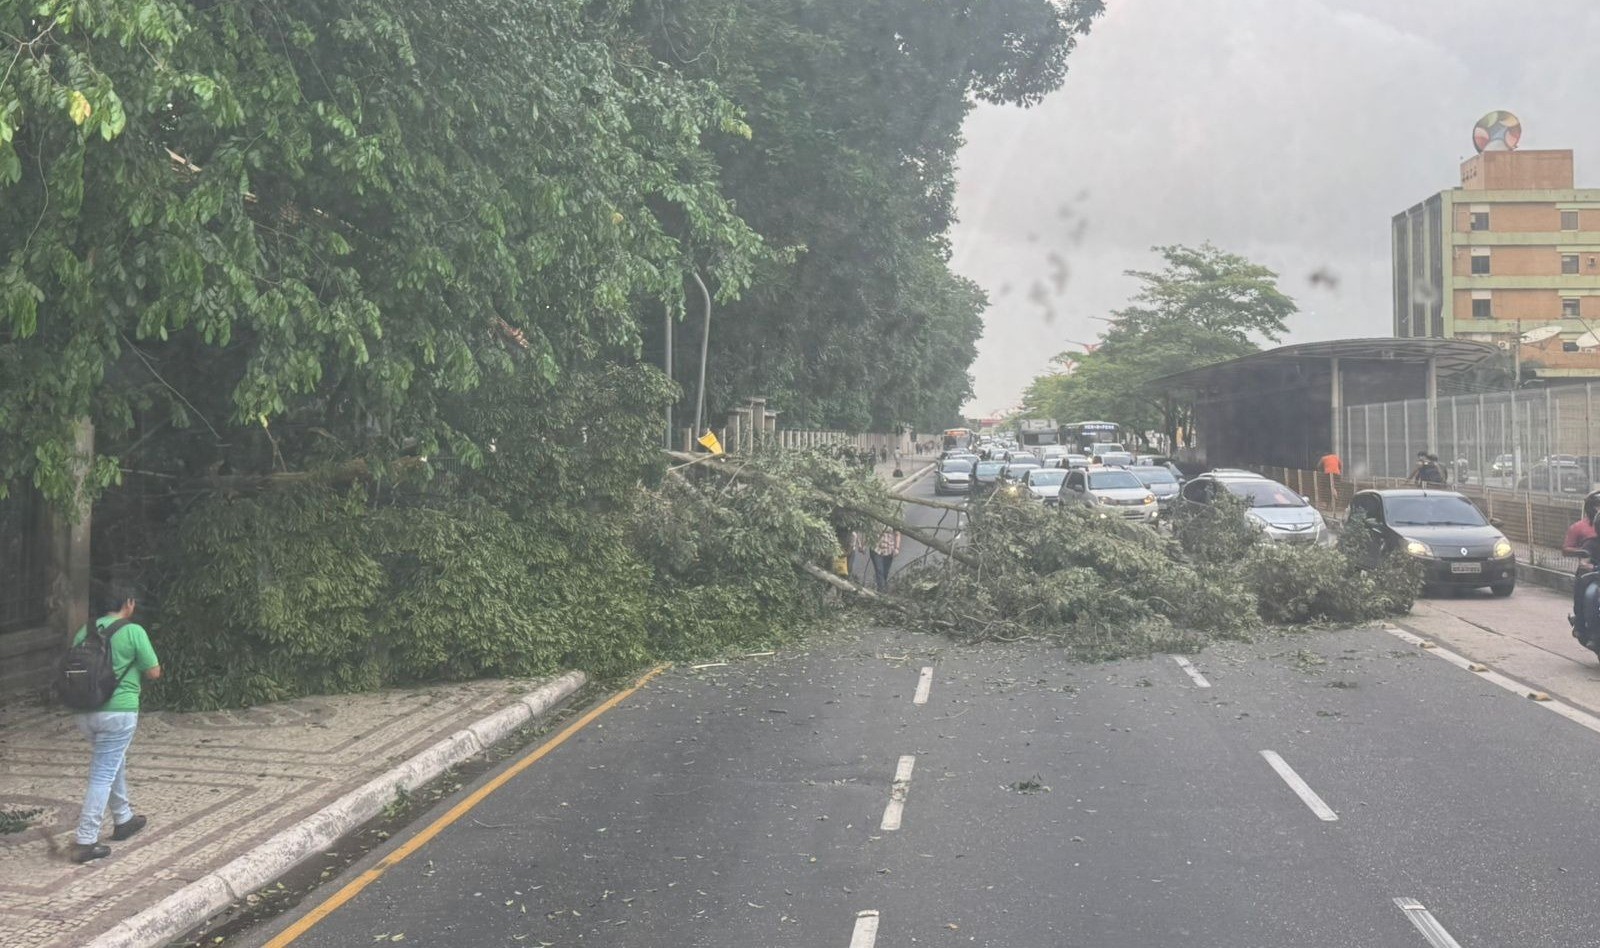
[1493,539,1513,559]
[1143,494,1155,505]
[1404,539,1433,557]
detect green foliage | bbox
[1022,243,1297,447]
[0,807,43,835]
[2,0,1105,705]
[149,447,876,709]
[633,0,1103,432]
[900,493,1417,660]
[1,0,764,505]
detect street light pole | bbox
[691,269,712,439]
[663,304,673,448]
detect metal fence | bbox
[1345,384,1600,489]
[1255,465,1584,575]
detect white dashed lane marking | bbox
[848,909,880,947]
[1393,897,1464,948]
[913,666,933,704]
[879,755,916,831]
[1259,750,1339,822]
[1171,655,1211,688]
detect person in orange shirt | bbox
[1317,451,1342,476]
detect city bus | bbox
[1059,420,1127,455]
[942,427,974,452]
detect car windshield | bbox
[1091,443,1126,453]
[942,460,974,473]
[1007,463,1040,474]
[1224,480,1305,507]
[976,462,1004,475]
[1087,470,1142,490]
[1385,495,1488,527]
[1027,470,1066,486]
[1131,468,1178,486]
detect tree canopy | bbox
[1022,243,1297,447]
[1,0,1102,505]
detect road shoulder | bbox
[1391,585,1600,715]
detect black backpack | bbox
[56,619,131,711]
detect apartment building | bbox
[1393,147,1600,376]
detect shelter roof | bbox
[1153,338,1500,393]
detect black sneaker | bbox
[111,815,147,841]
[72,843,110,864]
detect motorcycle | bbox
[1570,490,1600,659]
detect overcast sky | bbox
[950,0,1600,417]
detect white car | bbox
[1020,467,1067,504]
[1088,442,1135,467]
[1061,467,1157,522]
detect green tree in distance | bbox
[1023,243,1297,448]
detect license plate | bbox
[1450,561,1482,574]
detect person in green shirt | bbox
[71,589,161,864]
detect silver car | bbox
[935,459,975,496]
[1020,467,1067,504]
[1129,466,1181,514]
[1062,467,1158,522]
[1180,474,1332,545]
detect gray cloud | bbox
[952,0,1600,417]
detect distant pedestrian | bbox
[1455,455,1470,485]
[70,589,161,863]
[1422,453,1446,485]
[1317,451,1342,476]
[867,526,901,592]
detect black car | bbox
[1346,489,1515,596]
[969,459,1005,497]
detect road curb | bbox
[890,462,936,495]
[85,671,587,948]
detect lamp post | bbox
[691,269,711,439]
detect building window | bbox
[1564,298,1582,318]
[1470,252,1491,275]
[1564,253,1581,274]
[1470,211,1490,231]
[1472,297,1493,319]
[1562,210,1581,231]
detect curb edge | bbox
[85,669,588,948]
[890,462,936,495]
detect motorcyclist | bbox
[1568,490,1600,645]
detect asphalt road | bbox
[247,618,1600,948]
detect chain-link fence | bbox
[1345,384,1600,492]
[1255,465,1584,576]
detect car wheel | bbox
[1490,581,1516,598]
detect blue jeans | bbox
[870,551,895,591]
[75,711,139,844]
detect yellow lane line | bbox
[263,664,669,947]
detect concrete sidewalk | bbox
[0,673,582,948]
[1395,584,1600,715]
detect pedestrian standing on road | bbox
[868,526,901,592]
[70,589,161,863]
[1317,451,1342,477]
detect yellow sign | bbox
[697,431,724,455]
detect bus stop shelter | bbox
[1152,338,1499,470]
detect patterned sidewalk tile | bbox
[0,677,548,948]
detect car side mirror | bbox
[1301,495,1312,504]
[1491,518,1504,528]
